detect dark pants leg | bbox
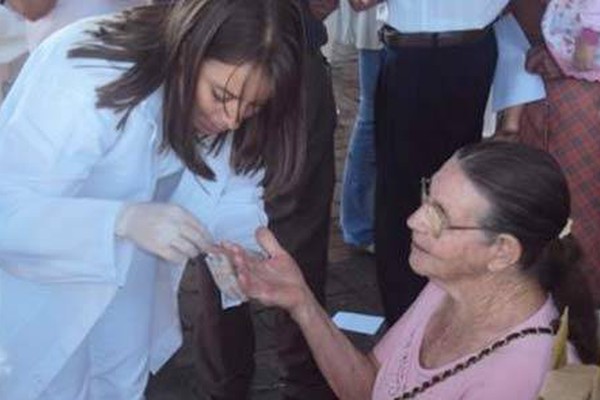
[374,31,498,324]
[264,49,337,400]
[193,261,255,400]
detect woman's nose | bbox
[222,100,248,131]
[222,108,241,131]
[407,205,428,233]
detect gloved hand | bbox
[115,202,214,264]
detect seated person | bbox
[224,141,599,400]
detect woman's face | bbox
[193,60,273,136]
[406,158,495,283]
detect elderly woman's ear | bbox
[487,234,523,272]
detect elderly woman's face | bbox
[193,60,273,136]
[407,158,495,282]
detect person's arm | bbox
[496,104,524,134]
[227,228,379,400]
[490,14,546,137]
[0,36,209,283]
[5,0,57,21]
[307,0,339,21]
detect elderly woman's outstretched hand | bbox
[225,227,313,316]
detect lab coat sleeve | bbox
[491,14,547,112]
[212,171,267,252]
[0,61,127,284]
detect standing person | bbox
[191,0,339,398]
[264,1,338,398]
[497,0,600,304]
[6,0,148,51]
[339,2,384,253]
[0,4,27,104]
[0,0,308,399]
[0,0,147,103]
[349,0,506,324]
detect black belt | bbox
[379,25,492,48]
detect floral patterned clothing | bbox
[543,0,600,80]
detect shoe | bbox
[363,243,375,254]
[353,243,374,255]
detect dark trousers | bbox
[193,50,337,400]
[374,31,498,324]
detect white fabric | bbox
[41,250,158,400]
[0,7,27,63]
[483,14,547,134]
[335,2,386,50]
[26,0,148,50]
[0,17,175,400]
[385,0,511,33]
[170,135,267,309]
[0,8,27,105]
[492,14,547,112]
[0,15,264,399]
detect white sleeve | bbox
[211,170,267,252]
[491,14,547,112]
[0,53,126,284]
[169,138,266,253]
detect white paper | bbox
[332,311,384,335]
[492,14,546,112]
[220,291,243,309]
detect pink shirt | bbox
[372,283,570,400]
[542,0,600,80]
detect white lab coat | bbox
[26,0,149,51]
[0,16,264,399]
[171,140,267,251]
[170,138,267,309]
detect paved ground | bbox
[146,44,385,399]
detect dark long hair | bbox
[456,141,599,364]
[68,0,307,198]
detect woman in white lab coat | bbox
[0,0,307,398]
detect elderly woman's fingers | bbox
[235,261,266,300]
[256,227,286,258]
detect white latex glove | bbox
[115,202,214,264]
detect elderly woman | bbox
[226,141,599,400]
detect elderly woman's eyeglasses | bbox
[420,177,489,239]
